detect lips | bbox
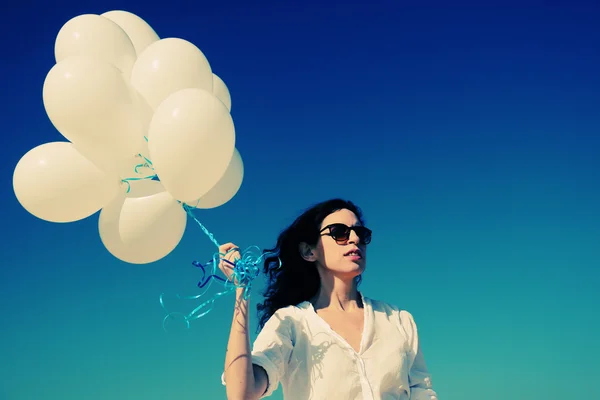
[344,248,362,257]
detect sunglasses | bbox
[319,223,372,245]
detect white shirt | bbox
[222,293,439,400]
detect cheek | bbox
[317,242,343,263]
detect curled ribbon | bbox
[120,152,158,193]
[159,245,278,330]
[119,143,281,330]
[158,204,281,331]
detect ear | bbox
[299,242,317,262]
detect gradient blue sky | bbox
[1,1,599,399]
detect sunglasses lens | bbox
[329,224,350,242]
[328,224,372,244]
[354,227,370,244]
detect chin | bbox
[327,260,366,278]
[345,264,366,278]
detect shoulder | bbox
[365,295,419,334]
[366,295,411,317]
[271,302,307,320]
[259,303,307,335]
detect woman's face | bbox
[311,208,371,279]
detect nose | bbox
[348,229,360,244]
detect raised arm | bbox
[220,243,268,400]
[223,286,269,400]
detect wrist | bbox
[235,287,249,298]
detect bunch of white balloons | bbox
[12,10,244,264]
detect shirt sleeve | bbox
[221,308,295,398]
[400,310,439,400]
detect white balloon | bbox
[42,56,150,176]
[13,142,120,223]
[54,14,136,79]
[188,148,243,209]
[101,10,160,57]
[130,38,213,109]
[148,88,235,202]
[212,73,231,111]
[98,181,187,264]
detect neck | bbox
[311,273,362,312]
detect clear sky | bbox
[1,1,599,399]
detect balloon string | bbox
[182,203,220,248]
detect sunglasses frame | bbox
[319,223,372,245]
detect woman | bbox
[219,199,438,400]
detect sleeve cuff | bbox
[251,352,281,398]
[219,353,281,398]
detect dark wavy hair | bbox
[256,198,366,331]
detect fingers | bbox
[219,242,238,254]
[220,242,241,261]
[218,243,241,277]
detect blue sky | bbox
[1,1,599,399]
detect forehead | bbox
[320,208,361,228]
